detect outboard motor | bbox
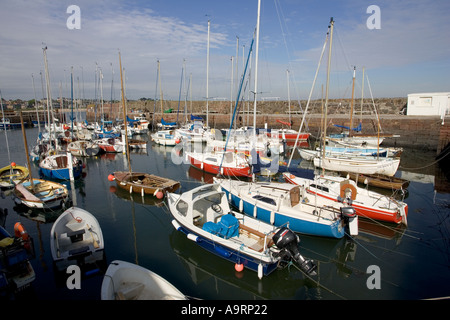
[340,207,358,236]
[273,227,317,276]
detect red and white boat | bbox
[267,120,310,141]
[282,172,408,225]
[185,151,252,178]
[97,138,124,153]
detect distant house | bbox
[407,92,450,121]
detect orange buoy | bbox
[235,263,244,272]
[156,191,164,199]
[10,162,16,167]
[14,222,29,241]
[108,174,115,181]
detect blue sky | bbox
[0,0,449,102]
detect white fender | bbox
[258,263,263,279]
[187,233,198,242]
[171,220,181,231]
[239,199,243,212]
[270,211,275,225]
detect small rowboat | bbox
[108,171,180,198]
[341,172,410,190]
[101,260,187,300]
[50,207,104,271]
[0,164,29,188]
[13,178,69,210]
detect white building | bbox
[407,92,450,121]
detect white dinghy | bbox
[101,260,187,300]
[50,206,104,271]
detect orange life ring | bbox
[340,183,357,201]
[14,222,29,241]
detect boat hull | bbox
[101,260,186,300]
[112,171,180,196]
[223,189,345,239]
[187,152,252,178]
[313,156,400,176]
[283,173,408,225]
[13,179,69,209]
[50,207,104,271]
[0,165,29,188]
[172,222,279,277]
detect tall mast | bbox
[158,60,163,115]
[253,0,261,137]
[230,56,234,124]
[119,51,131,173]
[360,67,365,127]
[321,18,334,161]
[349,66,356,137]
[287,69,291,125]
[206,19,210,128]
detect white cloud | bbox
[0,0,230,100]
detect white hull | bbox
[313,156,400,176]
[101,260,187,300]
[50,207,104,271]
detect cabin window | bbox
[310,184,329,193]
[205,157,217,163]
[176,199,189,217]
[252,195,276,206]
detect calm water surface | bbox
[1,127,449,300]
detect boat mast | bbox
[360,67,365,130]
[321,18,334,162]
[206,19,210,128]
[158,60,163,115]
[253,0,261,139]
[287,69,291,125]
[19,112,34,190]
[31,74,41,132]
[119,51,131,173]
[349,66,356,137]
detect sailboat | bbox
[282,172,408,225]
[108,52,180,198]
[67,139,101,157]
[312,23,400,177]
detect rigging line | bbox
[287,25,330,168]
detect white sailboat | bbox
[312,23,400,177]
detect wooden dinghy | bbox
[13,178,69,210]
[101,260,187,300]
[109,171,180,198]
[341,172,410,190]
[0,164,29,188]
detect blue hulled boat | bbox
[214,178,358,239]
[166,183,317,279]
[39,154,83,180]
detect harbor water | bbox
[1,126,449,300]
